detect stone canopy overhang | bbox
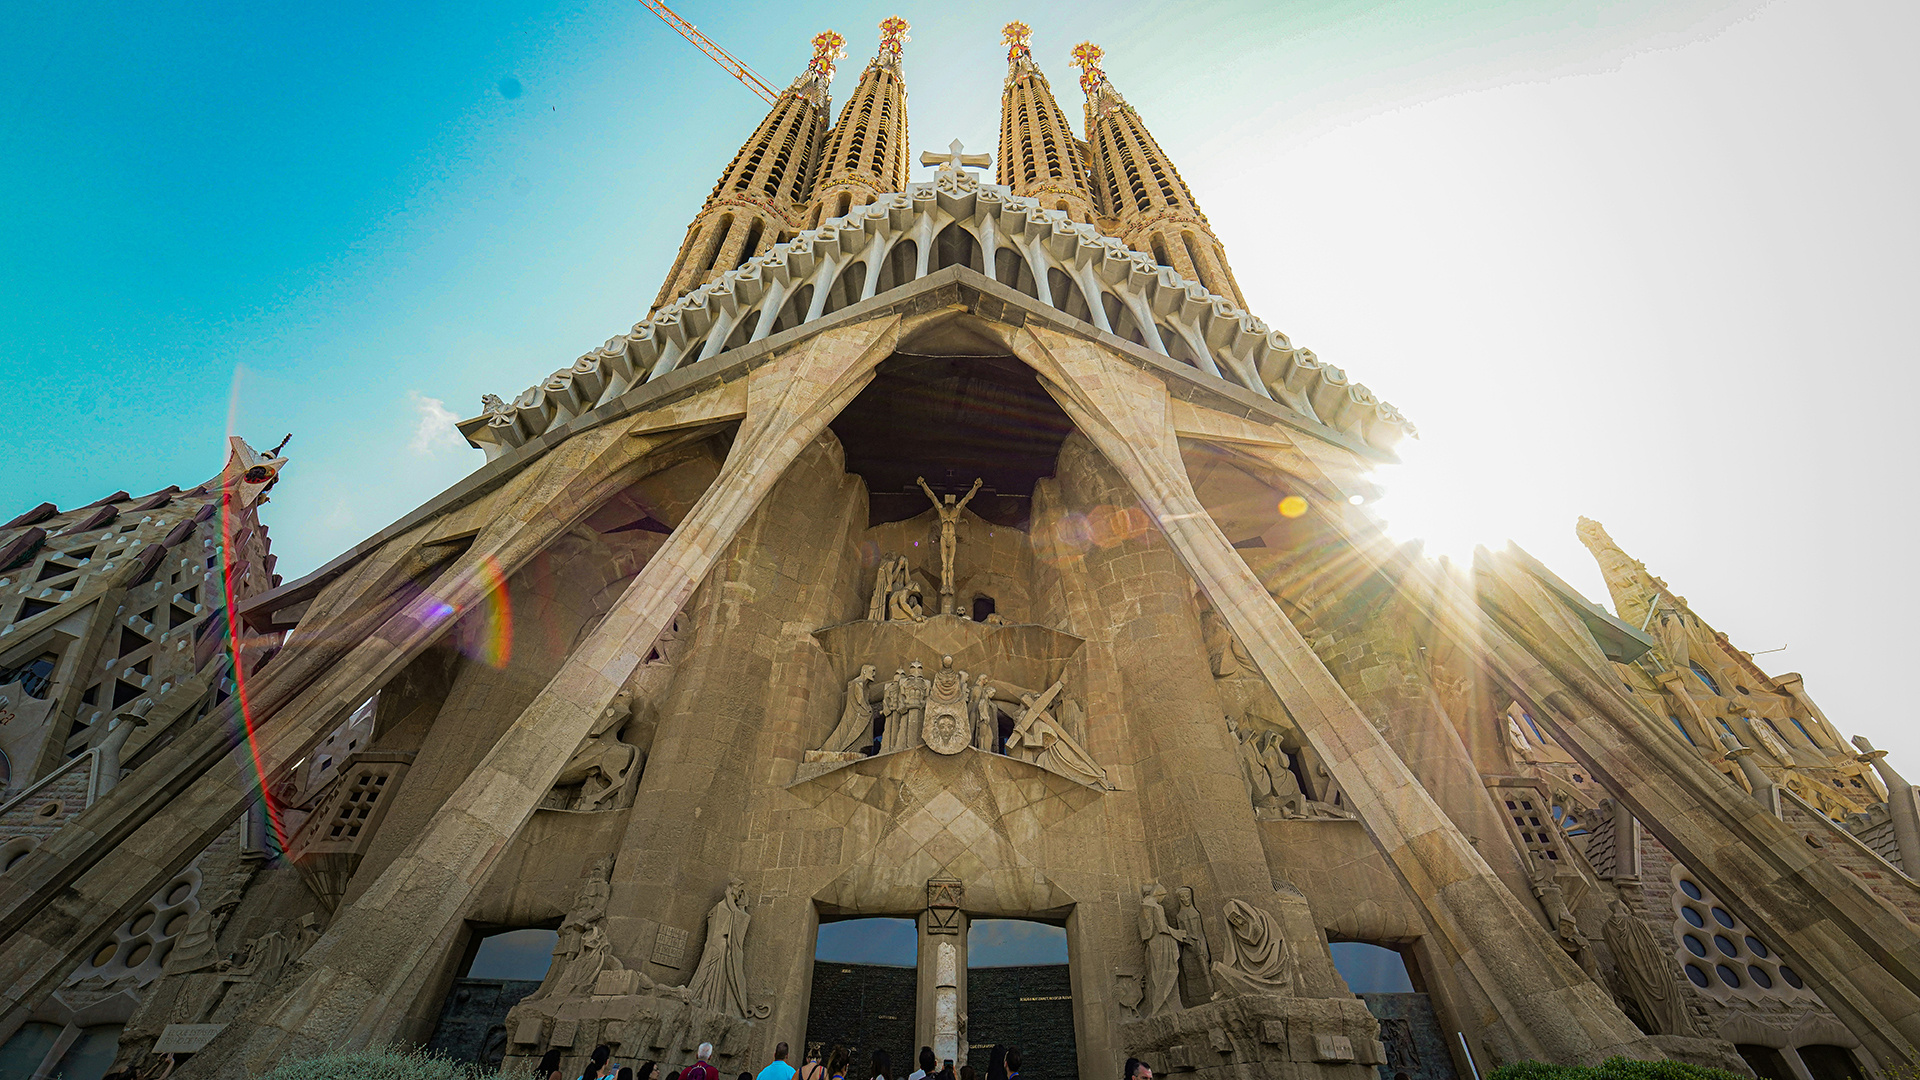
[238,267,1391,634]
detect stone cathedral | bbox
[3,18,1919,1080]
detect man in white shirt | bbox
[907,1047,936,1080]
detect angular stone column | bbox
[918,880,968,1069]
[1014,324,1656,1063]
[174,317,902,1078]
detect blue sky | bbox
[8,2,1920,758]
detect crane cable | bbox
[636,0,779,105]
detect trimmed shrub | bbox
[1491,1057,1748,1080]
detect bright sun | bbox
[1364,435,1502,565]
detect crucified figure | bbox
[917,476,983,614]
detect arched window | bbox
[1669,715,1697,746]
[1690,662,1721,695]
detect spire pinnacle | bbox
[1003,21,1033,62]
[808,30,847,80]
[879,16,910,58]
[1069,41,1106,95]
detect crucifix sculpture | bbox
[920,139,992,177]
[917,476,983,615]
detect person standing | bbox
[985,1046,1007,1080]
[827,1045,851,1080]
[908,1046,935,1080]
[800,1049,828,1080]
[1004,1049,1022,1080]
[759,1042,799,1080]
[684,1043,720,1080]
[870,1049,893,1080]
[1124,1059,1153,1080]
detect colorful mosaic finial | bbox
[808,30,847,79]
[1003,21,1033,61]
[879,16,910,55]
[1069,41,1107,95]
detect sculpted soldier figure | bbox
[897,660,932,750]
[881,667,907,752]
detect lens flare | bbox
[1277,496,1308,519]
[455,555,514,669]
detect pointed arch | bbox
[932,223,983,275]
[821,260,867,316]
[1047,268,1092,324]
[770,284,814,336]
[876,240,918,295]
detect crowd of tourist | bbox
[536,1040,1036,1080]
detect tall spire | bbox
[651,30,843,312]
[809,17,912,227]
[996,22,1096,224]
[1071,42,1248,307]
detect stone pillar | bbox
[1855,737,1920,875]
[918,879,968,1069]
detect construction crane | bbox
[637,0,779,105]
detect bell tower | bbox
[1071,42,1247,306]
[808,17,912,228]
[650,30,844,312]
[996,22,1097,224]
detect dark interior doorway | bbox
[807,918,919,1074]
[426,927,555,1067]
[966,919,1075,1080]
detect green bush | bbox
[252,1047,533,1080]
[1490,1057,1748,1080]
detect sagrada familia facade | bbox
[1,19,1915,1080]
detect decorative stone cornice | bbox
[458,169,1415,458]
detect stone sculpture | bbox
[1138,883,1190,1015]
[1257,734,1307,817]
[96,697,155,795]
[973,680,1001,752]
[1210,899,1294,997]
[889,580,928,623]
[162,888,241,976]
[1008,684,1108,787]
[1602,898,1700,1036]
[528,857,619,1002]
[1173,886,1213,1006]
[923,656,973,755]
[686,877,751,1017]
[892,661,931,752]
[917,475,983,614]
[820,664,883,754]
[881,668,907,752]
[869,553,913,622]
[552,689,641,811]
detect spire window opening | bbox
[696,215,734,277]
[1181,233,1221,296]
[1150,235,1173,269]
[736,219,766,269]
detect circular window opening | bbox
[1679,880,1703,901]
[1684,963,1710,988]
[1748,965,1773,989]
[1684,935,1708,957]
[1714,934,1738,957]
[166,882,192,906]
[1683,907,1706,928]
[1716,963,1742,988]
[1745,936,1769,958]
[1712,907,1736,928]
[1780,965,1804,989]
[125,942,152,967]
[129,911,155,936]
[91,943,118,968]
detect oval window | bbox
[1745,936,1769,958]
[164,913,189,937]
[1712,906,1735,928]
[1748,965,1773,989]
[129,911,155,937]
[1684,935,1707,957]
[1679,879,1703,900]
[1714,934,1738,957]
[1683,907,1705,928]
[1716,963,1742,987]
[91,942,118,968]
[1780,965,1804,989]
[1685,963,1710,988]
[167,882,193,906]
[126,942,152,967]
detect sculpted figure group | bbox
[1139,882,1293,1016]
[815,656,1108,786]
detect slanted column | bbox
[1014,323,1657,1062]
[1856,736,1920,874]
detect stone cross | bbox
[920,139,991,177]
